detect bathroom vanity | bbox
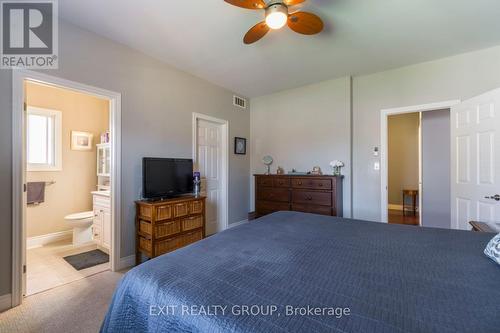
[92,191,111,251]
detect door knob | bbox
[485,194,500,201]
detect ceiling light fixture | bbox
[265,4,288,30]
[224,0,324,44]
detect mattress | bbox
[101,211,500,333]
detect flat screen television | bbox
[142,158,193,200]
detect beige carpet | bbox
[0,270,124,333]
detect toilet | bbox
[64,211,94,245]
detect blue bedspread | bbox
[101,211,500,333]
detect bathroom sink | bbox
[91,190,110,197]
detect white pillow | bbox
[484,233,500,265]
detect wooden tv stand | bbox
[135,195,206,265]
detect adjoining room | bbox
[24,81,112,295]
[385,109,451,228]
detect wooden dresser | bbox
[135,195,206,264]
[254,175,343,218]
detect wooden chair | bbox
[402,189,418,216]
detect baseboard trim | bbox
[0,293,12,313]
[388,204,403,211]
[118,255,135,270]
[228,219,249,229]
[27,230,72,249]
[388,204,420,212]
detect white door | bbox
[451,88,500,230]
[196,119,224,235]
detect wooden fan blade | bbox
[224,0,265,10]
[284,0,306,5]
[287,11,324,35]
[244,21,270,44]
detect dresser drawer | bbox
[180,230,203,247]
[155,236,181,256]
[173,202,189,218]
[256,177,274,187]
[273,178,290,188]
[256,201,290,215]
[291,178,332,190]
[156,205,172,221]
[292,190,332,206]
[181,215,203,231]
[155,220,181,238]
[257,188,289,202]
[190,200,204,214]
[138,205,152,219]
[292,204,332,216]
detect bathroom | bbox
[25,81,112,295]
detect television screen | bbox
[143,158,193,199]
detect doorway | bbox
[24,82,112,296]
[387,113,420,225]
[380,100,460,225]
[192,113,229,235]
[12,69,122,308]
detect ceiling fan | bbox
[224,0,324,44]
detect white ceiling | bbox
[59,0,500,97]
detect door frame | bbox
[380,100,460,223]
[12,69,122,307]
[192,112,229,232]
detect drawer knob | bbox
[298,182,302,185]
[319,183,323,187]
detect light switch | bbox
[374,162,380,170]
[373,147,379,157]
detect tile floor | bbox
[26,239,110,296]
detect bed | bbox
[101,211,500,333]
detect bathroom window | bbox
[27,107,62,171]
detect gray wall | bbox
[421,109,451,228]
[4,20,500,301]
[352,45,500,222]
[388,113,420,205]
[249,77,352,217]
[0,21,250,297]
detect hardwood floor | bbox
[388,209,419,226]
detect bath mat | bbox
[63,249,109,270]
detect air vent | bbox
[233,95,247,109]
